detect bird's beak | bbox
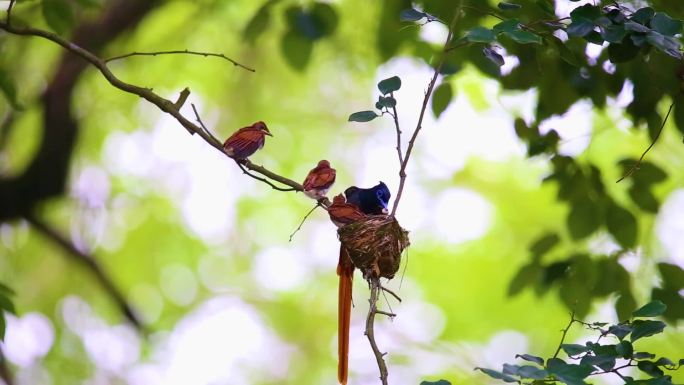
[265,131,273,137]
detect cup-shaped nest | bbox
[337,216,410,279]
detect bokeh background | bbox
[0,0,683,384]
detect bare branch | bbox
[616,100,675,183]
[289,203,321,242]
[553,311,576,359]
[236,161,297,192]
[24,215,144,331]
[390,92,404,167]
[5,0,15,24]
[105,49,255,72]
[380,285,402,303]
[365,276,389,385]
[390,9,461,217]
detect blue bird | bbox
[344,181,391,215]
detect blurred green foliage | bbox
[0,0,683,384]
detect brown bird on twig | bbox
[222,121,272,160]
[303,160,336,199]
[327,194,366,384]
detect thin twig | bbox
[380,285,402,303]
[553,311,576,359]
[365,276,389,385]
[236,161,297,192]
[105,49,255,72]
[289,203,321,242]
[190,102,216,139]
[390,8,461,217]
[616,100,675,183]
[24,215,144,331]
[5,0,15,24]
[376,310,397,318]
[389,92,404,166]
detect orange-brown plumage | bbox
[222,121,272,160]
[303,160,336,199]
[327,194,365,385]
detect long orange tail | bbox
[337,246,354,385]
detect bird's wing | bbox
[306,168,336,190]
[223,129,264,158]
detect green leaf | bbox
[42,0,75,34]
[474,368,518,382]
[634,352,657,360]
[498,2,521,11]
[655,357,675,367]
[609,324,632,340]
[529,233,560,258]
[431,83,453,119]
[562,344,590,356]
[606,202,637,249]
[348,111,378,122]
[628,185,659,213]
[567,19,595,37]
[483,46,504,67]
[651,12,683,36]
[0,283,14,296]
[420,381,451,385]
[570,4,600,21]
[493,19,521,34]
[646,31,682,59]
[546,358,594,385]
[637,361,665,377]
[0,294,15,314]
[608,39,640,63]
[503,363,520,375]
[536,0,554,15]
[632,7,655,25]
[518,365,548,380]
[376,96,396,109]
[580,354,616,371]
[505,30,542,44]
[377,76,401,95]
[280,29,313,70]
[601,24,627,43]
[466,27,496,43]
[508,263,541,295]
[630,320,666,342]
[567,198,601,240]
[587,342,618,357]
[657,263,684,291]
[243,0,278,43]
[633,300,667,317]
[616,340,634,358]
[625,20,651,33]
[617,292,637,322]
[546,36,581,67]
[400,8,426,22]
[516,354,544,365]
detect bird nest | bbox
[337,216,410,279]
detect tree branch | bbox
[390,9,461,217]
[365,276,389,385]
[553,311,576,359]
[389,92,404,167]
[24,215,144,331]
[105,49,255,72]
[289,203,321,242]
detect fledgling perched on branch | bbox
[303,160,336,199]
[222,121,272,160]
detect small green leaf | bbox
[609,324,632,340]
[516,354,544,365]
[567,198,601,240]
[567,19,595,37]
[518,365,548,380]
[42,0,75,34]
[562,344,590,356]
[616,340,634,358]
[628,185,659,213]
[546,358,595,385]
[0,294,15,315]
[637,361,665,377]
[400,8,426,22]
[0,283,14,296]
[474,368,518,382]
[632,7,655,25]
[580,354,616,371]
[535,0,554,15]
[655,357,675,367]
[431,83,453,119]
[493,19,521,34]
[280,29,313,70]
[505,30,542,44]
[529,233,560,258]
[503,363,520,375]
[634,352,657,360]
[633,300,667,317]
[606,202,637,249]
[466,27,496,43]
[348,111,378,122]
[420,380,451,385]
[498,2,522,11]
[625,20,651,33]
[646,31,682,59]
[377,76,401,95]
[376,96,396,109]
[0,68,20,109]
[608,39,640,63]
[658,263,684,291]
[570,4,600,21]
[631,320,666,342]
[651,12,683,36]
[601,24,627,43]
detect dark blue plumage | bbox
[344,181,391,215]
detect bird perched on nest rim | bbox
[327,194,367,385]
[344,181,391,215]
[222,121,272,160]
[303,160,336,200]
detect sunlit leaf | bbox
[466,27,496,43]
[431,82,453,118]
[42,0,75,34]
[348,111,378,122]
[606,202,637,248]
[630,320,666,342]
[633,301,667,317]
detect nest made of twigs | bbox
[338,216,410,279]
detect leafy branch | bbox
[475,300,683,385]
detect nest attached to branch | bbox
[338,216,410,279]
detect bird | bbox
[222,121,272,160]
[327,194,366,385]
[344,181,391,215]
[303,160,336,200]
